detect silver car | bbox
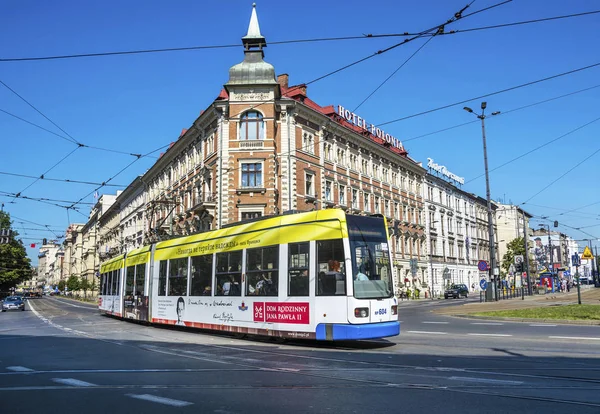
[1,296,25,311]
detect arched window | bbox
[239,111,265,140]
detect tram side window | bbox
[111,270,120,295]
[106,272,112,295]
[158,260,168,296]
[135,263,146,296]
[288,242,309,296]
[317,239,346,296]
[169,257,189,296]
[246,246,279,296]
[100,274,106,295]
[190,254,213,296]
[125,266,135,298]
[215,251,242,296]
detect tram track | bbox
[26,296,600,408]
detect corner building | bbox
[141,6,426,293]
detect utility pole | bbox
[464,102,501,301]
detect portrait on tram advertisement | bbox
[176,297,186,326]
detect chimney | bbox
[277,73,289,89]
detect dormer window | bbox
[239,110,265,140]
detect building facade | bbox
[424,163,499,296]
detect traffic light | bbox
[515,262,523,273]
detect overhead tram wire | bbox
[522,202,600,218]
[0,171,127,187]
[66,142,171,211]
[352,34,436,112]
[520,147,600,206]
[464,115,600,184]
[532,215,599,240]
[0,79,79,145]
[0,108,153,158]
[377,61,600,127]
[403,84,600,143]
[12,147,82,198]
[2,5,597,63]
[446,9,600,36]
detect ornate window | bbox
[305,173,314,196]
[241,163,262,188]
[302,132,314,154]
[239,111,265,140]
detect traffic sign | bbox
[478,260,489,272]
[582,246,594,260]
[514,255,524,264]
[563,270,571,277]
[480,279,488,290]
[572,253,581,267]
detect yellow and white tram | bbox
[99,210,399,340]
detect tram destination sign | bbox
[336,105,403,150]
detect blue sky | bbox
[1,0,598,265]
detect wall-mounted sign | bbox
[336,105,403,150]
[427,158,465,185]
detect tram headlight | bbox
[391,305,397,315]
[354,307,369,318]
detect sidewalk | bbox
[431,286,600,324]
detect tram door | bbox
[124,263,148,321]
[134,263,149,321]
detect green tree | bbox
[66,275,80,293]
[0,211,32,290]
[80,277,90,299]
[57,280,66,292]
[501,237,527,276]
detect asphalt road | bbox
[1,297,599,413]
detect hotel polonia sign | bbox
[336,105,403,151]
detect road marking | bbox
[549,336,600,341]
[470,322,503,326]
[52,378,96,387]
[127,394,193,407]
[406,331,448,335]
[7,366,33,372]
[467,333,512,337]
[449,376,523,385]
[422,321,449,324]
[529,324,557,327]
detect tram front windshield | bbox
[347,215,394,299]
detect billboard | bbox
[531,235,562,273]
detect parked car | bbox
[1,296,25,311]
[444,284,469,299]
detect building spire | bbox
[242,3,266,50]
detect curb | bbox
[447,314,600,326]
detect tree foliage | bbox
[500,237,531,276]
[80,277,90,298]
[57,280,66,291]
[66,275,80,292]
[0,211,32,290]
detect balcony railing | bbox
[239,140,264,149]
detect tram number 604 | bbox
[374,308,387,316]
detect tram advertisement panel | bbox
[152,296,311,327]
[253,302,309,324]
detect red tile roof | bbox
[282,84,408,157]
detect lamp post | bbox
[464,103,500,300]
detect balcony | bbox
[190,192,217,212]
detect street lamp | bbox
[464,102,500,300]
